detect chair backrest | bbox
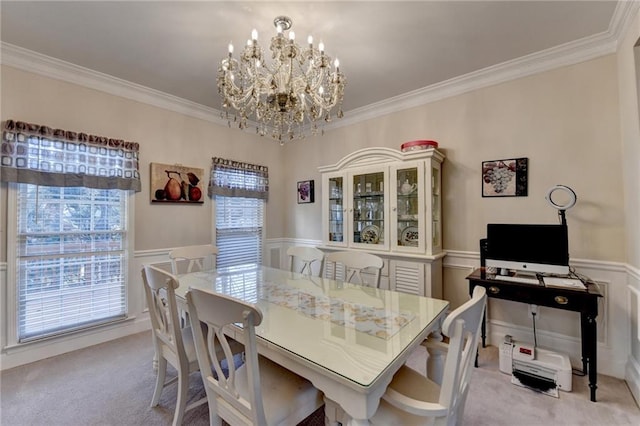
[287,246,325,276]
[438,285,487,422]
[186,288,267,426]
[141,264,186,363]
[324,251,384,288]
[169,244,218,274]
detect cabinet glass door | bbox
[431,165,441,248]
[328,176,344,243]
[352,171,385,247]
[395,166,420,249]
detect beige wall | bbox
[0,65,286,257]
[618,10,640,270]
[616,5,640,392]
[0,54,626,263]
[284,55,625,262]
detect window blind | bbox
[16,184,127,341]
[215,196,264,269]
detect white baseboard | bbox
[626,355,640,406]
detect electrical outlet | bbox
[528,304,539,319]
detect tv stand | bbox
[467,268,603,402]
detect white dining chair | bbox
[169,244,218,275]
[186,287,324,426]
[324,250,384,288]
[368,286,487,426]
[287,246,325,276]
[141,264,205,426]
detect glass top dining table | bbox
[175,264,449,423]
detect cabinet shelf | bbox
[353,193,383,199]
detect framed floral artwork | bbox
[150,162,204,204]
[297,180,314,204]
[482,158,528,197]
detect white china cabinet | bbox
[319,147,445,297]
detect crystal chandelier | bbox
[217,16,346,143]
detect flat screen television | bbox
[485,223,570,275]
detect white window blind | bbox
[215,196,264,268]
[15,184,127,341]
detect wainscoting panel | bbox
[444,250,629,379]
[625,265,640,404]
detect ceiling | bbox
[0,1,623,118]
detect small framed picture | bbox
[297,180,314,204]
[482,158,528,197]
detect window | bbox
[1,119,141,344]
[215,196,264,268]
[14,184,128,341]
[209,158,269,269]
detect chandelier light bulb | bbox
[276,24,283,34]
[334,58,340,70]
[318,41,325,53]
[251,29,258,41]
[228,43,234,54]
[289,31,295,41]
[307,35,313,46]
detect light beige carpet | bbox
[1,330,638,425]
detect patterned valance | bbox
[208,157,269,200]
[1,119,141,191]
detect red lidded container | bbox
[400,140,439,152]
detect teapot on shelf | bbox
[400,179,417,195]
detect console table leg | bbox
[582,313,598,402]
[580,313,588,375]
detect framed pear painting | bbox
[150,163,204,204]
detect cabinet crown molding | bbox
[318,147,444,173]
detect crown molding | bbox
[0,42,231,125]
[329,1,639,131]
[610,0,640,47]
[0,1,632,136]
[328,27,620,131]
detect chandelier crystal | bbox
[217,16,346,143]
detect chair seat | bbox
[387,365,441,402]
[234,355,323,425]
[371,366,446,426]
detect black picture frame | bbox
[297,180,314,204]
[482,158,528,197]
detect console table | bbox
[466,268,603,402]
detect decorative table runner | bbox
[262,281,415,340]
